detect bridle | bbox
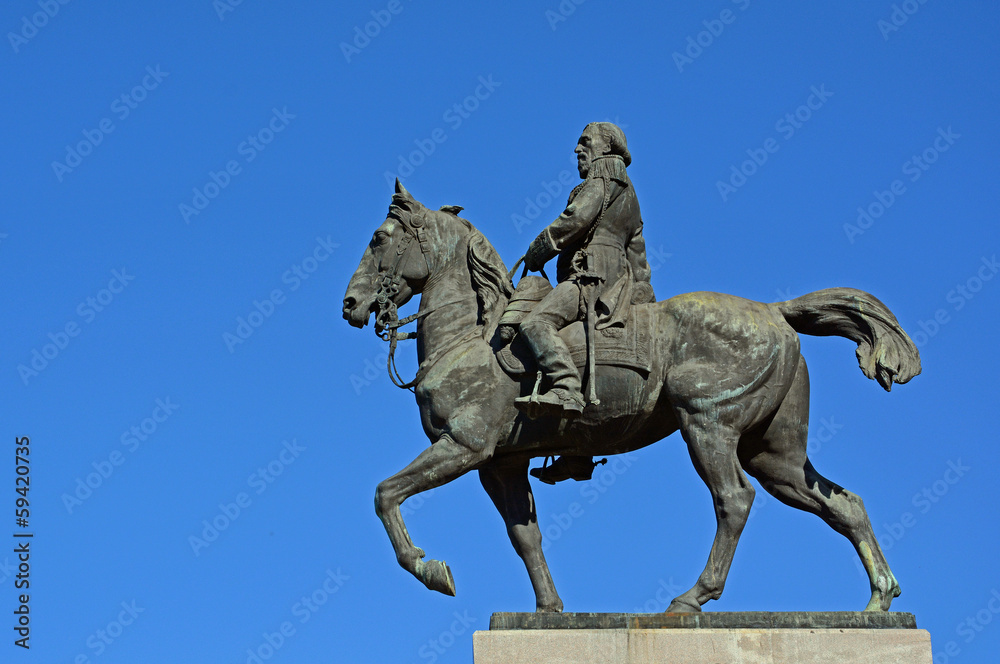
[368,208,435,390]
[374,209,432,333]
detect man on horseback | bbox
[515,122,655,482]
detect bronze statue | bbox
[342,125,920,614]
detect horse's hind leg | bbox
[666,419,754,613]
[479,458,563,613]
[375,433,489,596]
[739,355,901,611]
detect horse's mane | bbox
[450,211,513,336]
[393,188,513,337]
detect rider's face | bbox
[575,126,611,178]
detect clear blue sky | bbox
[3,1,998,662]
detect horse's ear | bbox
[394,178,413,201]
[439,205,464,215]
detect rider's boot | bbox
[514,320,586,419]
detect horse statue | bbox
[342,180,921,613]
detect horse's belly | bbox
[564,365,667,445]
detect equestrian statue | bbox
[342,122,921,614]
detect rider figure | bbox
[515,122,654,482]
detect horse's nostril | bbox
[343,297,356,312]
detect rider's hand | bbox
[525,231,556,272]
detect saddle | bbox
[496,276,652,379]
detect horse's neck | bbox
[416,258,482,366]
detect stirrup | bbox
[514,389,585,420]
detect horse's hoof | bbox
[536,600,564,613]
[418,559,456,596]
[665,597,702,613]
[864,590,899,612]
[864,596,886,612]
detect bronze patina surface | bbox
[488,611,919,630]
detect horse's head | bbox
[342,180,431,332]
[344,180,490,335]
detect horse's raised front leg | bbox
[667,419,754,612]
[479,458,563,613]
[375,433,489,596]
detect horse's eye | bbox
[372,231,388,247]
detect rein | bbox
[378,300,464,391]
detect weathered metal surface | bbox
[489,611,919,630]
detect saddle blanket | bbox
[497,305,652,378]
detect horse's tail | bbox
[776,287,921,391]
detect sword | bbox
[582,275,601,407]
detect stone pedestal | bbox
[474,612,932,663]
